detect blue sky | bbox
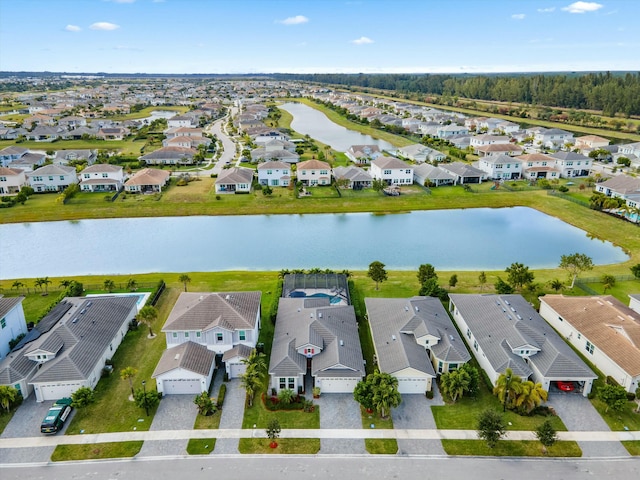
[1,0,638,74]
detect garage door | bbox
[228,362,246,379]
[40,383,82,402]
[317,377,360,393]
[397,377,428,394]
[162,378,202,395]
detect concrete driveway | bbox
[0,395,64,463]
[393,392,445,455]
[547,392,629,457]
[315,393,366,454]
[137,394,198,457]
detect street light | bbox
[142,380,149,417]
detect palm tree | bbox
[137,305,158,337]
[178,274,191,292]
[371,375,402,419]
[440,369,471,402]
[602,274,616,294]
[59,279,72,290]
[126,278,138,292]
[549,279,564,293]
[103,279,116,293]
[493,368,523,412]
[0,385,19,413]
[41,277,51,295]
[11,281,24,294]
[240,349,266,407]
[514,380,548,414]
[34,278,44,292]
[120,366,138,400]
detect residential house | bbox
[539,295,640,393]
[59,126,100,140]
[140,146,197,166]
[332,165,372,189]
[518,153,561,180]
[297,159,332,186]
[27,164,78,193]
[365,296,470,394]
[413,163,457,187]
[269,297,365,394]
[0,127,28,140]
[0,167,27,195]
[253,130,290,143]
[57,116,87,129]
[439,162,485,184]
[594,175,640,200]
[534,128,574,150]
[0,147,30,166]
[54,149,97,166]
[345,145,383,164]
[257,161,291,187]
[436,124,469,139]
[215,167,254,194]
[470,134,510,150]
[152,341,216,395]
[397,144,446,164]
[618,142,640,158]
[475,143,523,158]
[574,135,610,152]
[630,295,640,315]
[251,148,300,163]
[26,126,63,142]
[0,295,27,360]
[550,151,591,177]
[96,127,129,140]
[164,127,204,139]
[167,115,197,129]
[0,296,138,401]
[7,152,46,172]
[79,164,125,192]
[162,135,209,149]
[448,294,597,396]
[124,168,171,193]
[477,154,522,180]
[370,156,413,186]
[160,291,261,382]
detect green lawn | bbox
[441,439,582,457]
[186,438,216,455]
[590,399,640,431]
[238,438,320,454]
[622,441,640,456]
[0,138,145,156]
[50,441,143,461]
[193,411,222,430]
[360,406,398,454]
[432,380,567,431]
[242,394,320,430]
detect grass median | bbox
[51,441,143,461]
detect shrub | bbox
[557,185,569,193]
[217,383,227,408]
[425,390,434,399]
[71,387,95,408]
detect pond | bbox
[0,207,627,279]
[279,102,394,152]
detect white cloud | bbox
[561,2,604,14]
[512,13,526,20]
[65,24,81,32]
[352,36,374,45]
[277,15,309,25]
[90,22,120,31]
[537,7,556,13]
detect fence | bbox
[547,190,590,208]
[576,275,637,284]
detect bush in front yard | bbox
[217,383,227,409]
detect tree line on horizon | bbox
[276,72,640,117]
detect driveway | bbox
[315,393,365,454]
[212,378,245,454]
[547,392,629,457]
[0,395,64,463]
[137,394,198,458]
[393,388,445,456]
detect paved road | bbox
[2,455,639,480]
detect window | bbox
[558,316,564,322]
[466,328,471,339]
[527,162,533,167]
[216,333,223,342]
[172,332,177,338]
[288,377,295,389]
[48,176,54,181]
[283,170,289,175]
[438,361,443,373]
[473,340,478,352]
[577,333,581,339]
[279,378,286,389]
[495,164,503,169]
[383,169,391,175]
[0,177,5,182]
[34,176,43,181]
[59,176,64,180]
[449,363,458,371]
[267,170,272,174]
[320,170,328,175]
[102,173,108,178]
[0,318,5,329]
[506,164,511,169]
[566,161,573,166]
[185,332,189,338]
[84,173,90,179]
[239,331,246,341]
[405,169,411,174]
[586,341,594,354]
[196,331,201,338]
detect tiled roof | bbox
[152,341,215,377]
[372,156,410,170]
[215,167,254,184]
[297,159,331,170]
[125,168,170,186]
[162,292,261,332]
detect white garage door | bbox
[40,383,82,402]
[397,377,428,394]
[162,378,202,395]
[228,362,246,379]
[317,377,360,393]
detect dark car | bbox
[40,398,73,434]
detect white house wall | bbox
[0,303,27,360]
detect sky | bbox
[0,0,638,74]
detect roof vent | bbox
[200,295,204,301]
[505,300,510,305]
[225,295,230,300]
[80,308,86,314]
[297,308,301,312]
[87,301,92,307]
[174,353,180,360]
[392,335,396,341]
[404,306,409,311]
[318,312,323,318]
[72,317,78,323]
[415,306,419,312]
[339,340,344,346]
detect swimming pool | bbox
[288,291,345,304]
[85,292,151,312]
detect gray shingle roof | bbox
[162,292,261,332]
[28,296,138,384]
[449,294,596,380]
[0,295,23,319]
[153,341,215,377]
[269,298,364,379]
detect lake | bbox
[0,208,627,279]
[279,102,394,152]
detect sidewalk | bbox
[2,428,639,449]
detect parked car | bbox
[40,398,73,434]
[556,381,575,392]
